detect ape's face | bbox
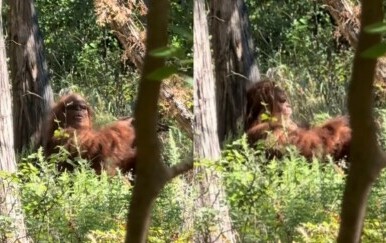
[280,100,292,118]
[272,85,292,119]
[63,95,91,129]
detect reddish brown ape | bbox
[290,116,351,160]
[43,93,136,175]
[245,79,351,161]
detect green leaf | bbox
[260,113,270,121]
[149,46,179,58]
[147,66,178,81]
[170,26,193,42]
[364,22,386,34]
[183,76,193,86]
[361,42,386,58]
[179,59,194,66]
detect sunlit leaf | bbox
[260,113,270,121]
[149,46,179,58]
[364,22,386,34]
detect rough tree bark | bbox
[125,0,192,242]
[338,1,386,242]
[0,1,31,242]
[320,0,360,48]
[94,0,193,139]
[194,0,237,241]
[209,0,260,143]
[8,0,54,153]
[320,0,386,85]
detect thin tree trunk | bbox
[338,1,386,242]
[210,0,260,143]
[194,0,237,241]
[0,1,31,241]
[125,0,192,242]
[8,0,53,153]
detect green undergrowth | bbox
[218,130,386,242]
[1,123,193,242]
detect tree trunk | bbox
[125,0,192,242]
[338,1,386,242]
[94,0,193,139]
[0,1,31,242]
[8,0,53,153]
[194,0,237,241]
[210,0,260,143]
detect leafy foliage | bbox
[217,113,386,242]
[220,137,344,242]
[15,149,131,242]
[0,124,192,242]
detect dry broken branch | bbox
[94,0,147,67]
[94,0,193,138]
[169,155,194,178]
[160,77,194,139]
[321,0,360,48]
[320,0,386,86]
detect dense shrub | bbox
[15,149,132,242]
[219,115,386,242]
[0,122,192,242]
[220,137,344,242]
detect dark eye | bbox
[276,92,287,103]
[274,87,287,103]
[78,104,87,110]
[66,103,87,110]
[277,96,286,103]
